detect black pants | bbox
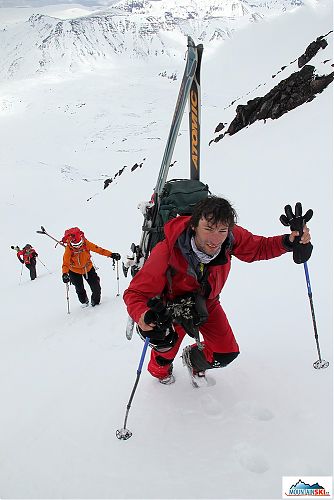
[69,268,101,304]
[26,259,37,280]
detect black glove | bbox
[111,252,121,261]
[138,297,173,342]
[137,299,177,352]
[19,258,24,264]
[280,202,313,264]
[62,273,70,283]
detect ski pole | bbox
[303,262,329,369]
[111,258,120,296]
[37,257,52,273]
[65,283,70,314]
[19,263,24,285]
[116,336,150,441]
[116,260,120,297]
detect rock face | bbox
[210,32,333,143]
[298,35,329,68]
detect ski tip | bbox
[187,36,195,47]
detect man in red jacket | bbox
[123,197,311,385]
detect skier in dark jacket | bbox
[17,244,38,280]
[123,196,312,385]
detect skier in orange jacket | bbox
[61,227,121,307]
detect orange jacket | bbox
[62,239,112,275]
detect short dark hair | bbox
[189,196,238,228]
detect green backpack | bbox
[149,178,209,250]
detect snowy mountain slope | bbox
[0,0,309,80]
[0,1,332,498]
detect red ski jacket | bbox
[17,248,38,265]
[124,216,291,324]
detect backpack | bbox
[148,178,209,251]
[62,227,84,245]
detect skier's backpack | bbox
[62,227,85,246]
[148,178,209,251]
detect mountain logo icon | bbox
[282,477,332,497]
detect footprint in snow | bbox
[234,443,270,474]
[235,401,274,421]
[200,393,222,417]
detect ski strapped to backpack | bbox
[36,226,65,247]
[189,41,203,180]
[123,36,209,340]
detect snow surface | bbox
[0,1,332,498]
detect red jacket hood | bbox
[163,216,191,249]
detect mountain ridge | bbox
[0,0,305,80]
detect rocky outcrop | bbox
[298,34,330,68]
[210,31,333,144]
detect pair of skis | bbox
[125,36,203,340]
[36,226,65,247]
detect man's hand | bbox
[280,202,313,235]
[289,225,311,244]
[111,252,121,261]
[62,273,70,283]
[280,202,313,264]
[138,311,155,331]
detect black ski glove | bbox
[138,302,177,352]
[280,202,313,264]
[62,273,70,283]
[138,297,173,340]
[145,298,172,328]
[111,252,121,261]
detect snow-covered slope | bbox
[0,1,332,498]
[0,0,308,80]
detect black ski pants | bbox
[69,267,101,305]
[26,259,37,280]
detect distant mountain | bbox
[291,480,324,490]
[0,0,304,80]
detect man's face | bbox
[193,217,229,256]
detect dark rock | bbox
[224,65,333,136]
[298,36,328,68]
[104,178,113,189]
[215,122,225,133]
